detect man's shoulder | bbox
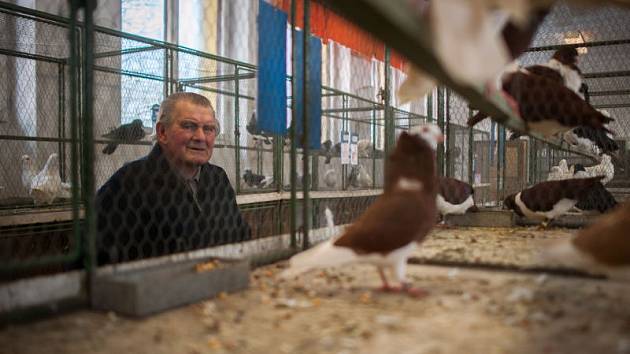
[204,162,227,174]
[112,155,152,176]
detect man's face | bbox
[157,100,218,170]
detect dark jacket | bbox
[95,145,251,265]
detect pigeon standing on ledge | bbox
[21,154,36,193]
[282,124,443,296]
[246,111,272,145]
[29,153,63,205]
[102,119,150,155]
[242,169,273,188]
[503,176,604,227]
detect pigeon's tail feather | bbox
[466,205,479,213]
[280,239,357,279]
[102,144,118,155]
[468,111,489,127]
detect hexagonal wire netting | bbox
[0,0,423,274]
[2,0,629,277]
[441,2,630,213]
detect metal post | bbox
[496,124,505,203]
[468,108,474,186]
[234,65,241,193]
[426,92,433,123]
[79,0,97,295]
[371,104,376,188]
[383,46,394,156]
[341,94,348,190]
[68,0,82,275]
[290,0,298,249]
[58,63,66,182]
[445,88,451,177]
[301,0,311,250]
[436,87,445,177]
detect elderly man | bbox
[95,92,251,265]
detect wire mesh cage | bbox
[1,0,629,290]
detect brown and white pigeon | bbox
[436,177,478,216]
[503,176,604,227]
[469,67,614,138]
[524,47,583,96]
[281,124,443,295]
[542,202,630,281]
[29,153,63,205]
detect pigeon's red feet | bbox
[402,283,429,298]
[379,284,428,298]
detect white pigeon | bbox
[21,154,36,193]
[30,153,63,205]
[357,165,373,188]
[56,182,73,199]
[547,159,572,181]
[584,154,615,185]
[324,168,337,188]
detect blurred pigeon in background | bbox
[102,119,151,155]
[29,153,62,205]
[580,154,615,185]
[573,170,617,214]
[437,177,478,217]
[547,159,572,181]
[348,164,372,188]
[246,111,272,145]
[563,110,619,156]
[320,139,341,164]
[281,124,443,296]
[323,168,337,188]
[243,169,273,188]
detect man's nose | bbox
[191,126,206,140]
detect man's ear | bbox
[156,122,167,144]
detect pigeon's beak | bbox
[436,133,445,144]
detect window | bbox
[120,0,165,126]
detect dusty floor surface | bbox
[2,227,630,354]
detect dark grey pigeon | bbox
[102,119,148,155]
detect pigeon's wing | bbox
[102,143,118,155]
[524,65,564,84]
[334,192,436,254]
[521,177,604,212]
[439,177,474,205]
[503,72,613,130]
[576,182,617,213]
